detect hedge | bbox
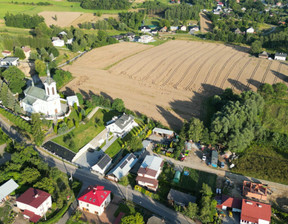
[0,108,31,133]
[38,203,69,224]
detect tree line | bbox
[165,4,201,21]
[77,0,131,10]
[4,13,44,29]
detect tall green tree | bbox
[14,47,26,59]
[250,40,262,54]
[121,213,144,224]
[32,113,44,146]
[0,82,9,107]
[187,117,204,142]
[35,59,46,76]
[112,98,125,112]
[2,66,26,94]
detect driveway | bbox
[222,211,240,224]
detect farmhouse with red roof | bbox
[240,199,271,224]
[16,188,52,223]
[78,185,111,215]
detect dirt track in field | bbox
[62,40,288,129]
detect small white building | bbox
[16,188,52,223]
[1,50,11,57]
[52,37,65,47]
[0,179,19,203]
[21,69,63,117]
[140,26,151,33]
[106,153,138,182]
[190,26,199,32]
[152,127,174,139]
[66,38,73,45]
[246,27,255,34]
[0,57,19,68]
[180,26,187,31]
[91,154,112,175]
[22,46,31,59]
[78,185,111,215]
[67,95,79,107]
[106,114,138,137]
[170,26,178,31]
[138,35,155,44]
[136,155,163,191]
[274,52,287,61]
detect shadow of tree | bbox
[247,79,262,89]
[228,78,250,92]
[272,68,288,83]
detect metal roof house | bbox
[0,179,19,203]
[167,189,196,207]
[211,150,218,168]
[106,153,138,182]
[0,57,19,68]
[91,154,112,175]
[274,52,287,61]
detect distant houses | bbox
[140,26,152,33]
[246,27,255,34]
[1,50,11,57]
[78,185,111,215]
[138,35,155,44]
[136,155,163,191]
[16,188,52,223]
[258,51,269,59]
[22,46,31,59]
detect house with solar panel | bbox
[0,179,19,204]
[78,185,111,215]
[21,67,66,117]
[106,153,138,182]
[91,154,112,175]
[106,114,138,138]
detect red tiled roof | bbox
[78,185,111,207]
[23,210,41,223]
[241,199,271,223]
[137,167,157,177]
[22,46,31,52]
[136,176,158,187]
[220,195,242,209]
[2,50,11,53]
[16,188,51,208]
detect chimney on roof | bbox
[257,204,262,208]
[33,189,39,198]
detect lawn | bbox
[105,139,122,158]
[0,0,124,19]
[156,162,217,202]
[52,109,118,152]
[262,100,288,135]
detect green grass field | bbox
[0,0,124,19]
[262,100,288,135]
[105,139,122,158]
[52,109,117,152]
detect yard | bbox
[155,162,217,202]
[0,203,15,224]
[52,109,118,152]
[105,139,123,158]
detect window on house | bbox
[52,87,55,95]
[47,88,50,95]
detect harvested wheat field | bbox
[69,13,119,27]
[63,40,288,129]
[39,11,82,27]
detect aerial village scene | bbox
[0,0,288,224]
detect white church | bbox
[21,69,64,117]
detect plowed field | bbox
[63,40,288,129]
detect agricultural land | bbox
[63,40,288,129]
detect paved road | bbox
[39,149,194,224]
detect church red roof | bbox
[78,185,111,207]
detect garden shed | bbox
[173,170,181,183]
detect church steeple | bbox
[44,63,57,96]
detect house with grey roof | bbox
[21,68,65,117]
[0,57,19,68]
[0,179,19,203]
[91,153,112,175]
[106,114,138,138]
[136,155,163,191]
[106,153,138,182]
[275,52,287,61]
[167,189,196,207]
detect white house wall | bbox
[79,194,111,215]
[16,196,52,217]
